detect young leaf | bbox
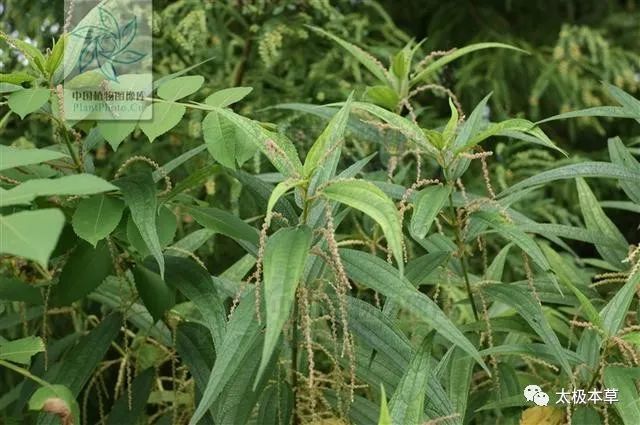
[265,179,304,225]
[115,172,165,277]
[451,93,491,152]
[205,87,253,108]
[72,195,124,247]
[0,209,65,267]
[410,185,451,239]
[139,103,186,143]
[576,178,628,268]
[7,87,50,119]
[157,75,204,101]
[303,92,353,178]
[257,226,312,386]
[323,180,404,274]
[378,384,392,425]
[340,249,488,372]
[0,336,45,364]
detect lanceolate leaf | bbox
[576,178,628,268]
[340,249,488,372]
[164,256,226,350]
[600,271,640,337]
[411,42,526,84]
[603,367,640,425]
[186,205,260,255]
[0,146,67,171]
[257,226,312,385]
[189,291,261,425]
[378,385,392,425]
[0,174,118,207]
[451,93,491,152]
[309,26,392,85]
[608,137,640,203]
[410,185,450,239]
[0,336,45,364]
[324,180,404,274]
[115,172,165,277]
[303,93,353,178]
[499,162,640,196]
[483,284,573,379]
[51,241,113,306]
[132,263,175,323]
[389,335,432,425]
[0,209,65,267]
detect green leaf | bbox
[410,185,451,239]
[472,211,555,284]
[365,85,399,110]
[483,284,573,379]
[608,137,640,203]
[97,120,137,151]
[442,98,459,145]
[127,206,177,257]
[0,174,118,207]
[0,209,65,266]
[603,367,640,425]
[51,241,113,306]
[29,385,79,425]
[186,205,259,255]
[152,145,207,183]
[132,263,175,323]
[46,35,66,77]
[257,226,312,385]
[106,368,154,425]
[303,93,353,178]
[536,106,639,124]
[157,75,204,101]
[499,162,640,196]
[205,86,253,108]
[7,87,50,119]
[340,249,488,373]
[0,277,42,304]
[115,172,165,277]
[215,108,303,177]
[600,271,640,337]
[265,179,304,225]
[389,335,431,425]
[164,256,226,350]
[202,110,257,169]
[72,195,124,246]
[451,93,491,152]
[189,291,261,425]
[412,42,526,84]
[324,180,404,274]
[577,178,628,268]
[0,146,67,171]
[0,336,45,364]
[378,385,392,425]
[309,26,392,85]
[139,103,186,143]
[603,82,640,121]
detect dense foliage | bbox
[1,1,640,424]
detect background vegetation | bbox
[1,0,640,424]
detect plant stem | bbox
[448,192,480,321]
[61,127,82,171]
[291,292,300,425]
[0,359,51,388]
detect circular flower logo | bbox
[70,7,145,82]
